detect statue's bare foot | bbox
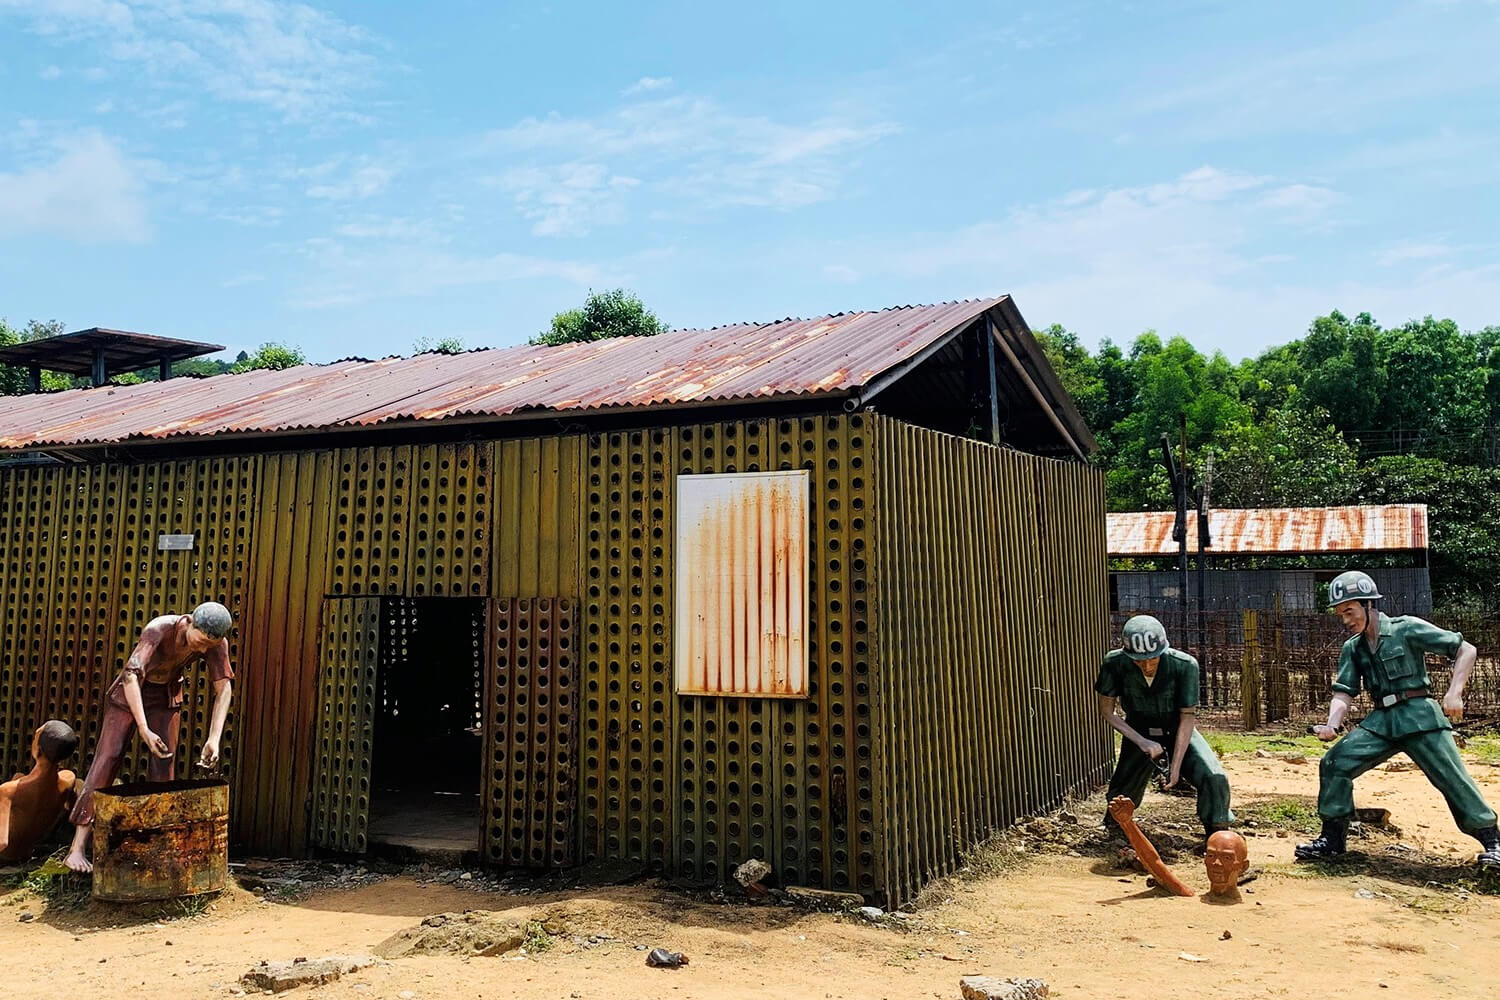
[63,850,92,874]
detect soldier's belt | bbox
[1373,687,1430,709]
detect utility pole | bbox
[1197,453,1214,692]
[1159,430,1188,640]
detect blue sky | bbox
[1,0,1497,364]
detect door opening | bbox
[366,596,486,854]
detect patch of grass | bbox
[20,868,92,909]
[1203,729,1326,758]
[958,834,1033,880]
[157,893,215,920]
[1242,798,1321,833]
[1465,734,1500,766]
[884,944,920,967]
[521,920,553,954]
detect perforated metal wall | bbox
[0,459,254,784]
[483,597,578,867]
[310,597,380,853]
[869,416,1111,905]
[582,415,876,895]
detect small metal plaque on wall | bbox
[157,533,195,551]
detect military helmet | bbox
[1328,570,1382,606]
[191,601,233,639]
[1121,614,1170,661]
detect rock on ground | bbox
[960,976,1049,1000]
[374,912,528,959]
[241,955,378,993]
[733,858,773,887]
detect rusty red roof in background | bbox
[1107,504,1429,556]
[0,298,1006,451]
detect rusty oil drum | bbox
[91,778,229,902]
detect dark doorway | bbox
[367,597,486,854]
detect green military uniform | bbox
[1096,647,1234,833]
[1317,613,1497,833]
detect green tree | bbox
[1358,457,1500,611]
[1104,333,1250,510]
[1372,316,1488,461]
[1296,310,1384,439]
[230,343,306,373]
[413,336,467,354]
[1207,406,1358,508]
[532,288,667,346]
[1,318,73,393]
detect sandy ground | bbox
[1,748,1497,1000]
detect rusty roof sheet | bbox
[1107,505,1429,556]
[0,298,1010,451]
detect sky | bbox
[1,0,1497,364]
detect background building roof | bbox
[1106,504,1429,556]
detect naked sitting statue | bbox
[0,721,80,862]
[64,602,236,873]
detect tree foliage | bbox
[1040,310,1500,610]
[532,288,667,346]
[413,336,467,355]
[230,343,306,373]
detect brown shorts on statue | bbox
[68,681,180,826]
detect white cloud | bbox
[1081,6,1500,144]
[0,0,382,121]
[808,166,1395,356]
[480,94,895,229]
[215,205,283,227]
[1376,242,1453,267]
[823,264,859,284]
[0,130,149,242]
[335,216,445,242]
[622,76,672,96]
[306,163,394,200]
[287,238,611,308]
[39,64,61,79]
[491,162,640,236]
[221,272,265,287]
[94,98,115,113]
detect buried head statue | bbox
[1203,829,1249,898]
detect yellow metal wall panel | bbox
[0,459,254,793]
[579,415,874,893]
[868,416,1110,906]
[483,597,579,867]
[493,436,582,599]
[310,596,380,853]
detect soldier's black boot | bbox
[1294,819,1347,861]
[1475,827,1500,869]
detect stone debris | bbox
[645,948,689,968]
[959,975,1049,1000]
[733,859,773,888]
[240,955,379,993]
[1177,952,1209,963]
[374,912,528,959]
[784,886,866,910]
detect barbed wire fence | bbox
[1109,608,1500,730]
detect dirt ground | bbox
[2,736,1497,1000]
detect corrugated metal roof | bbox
[1106,504,1429,556]
[0,298,1007,451]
